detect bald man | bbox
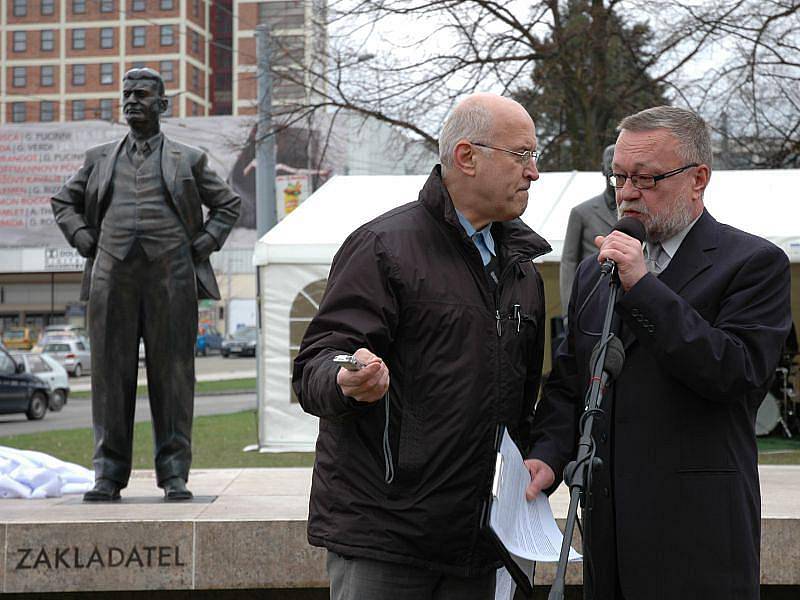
[293,94,551,600]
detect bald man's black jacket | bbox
[293,166,551,575]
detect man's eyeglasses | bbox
[609,163,699,190]
[471,142,540,165]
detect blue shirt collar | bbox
[455,208,496,265]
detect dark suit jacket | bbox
[531,210,791,599]
[559,189,617,312]
[51,135,241,301]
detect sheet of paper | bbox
[495,558,534,600]
[490,430,581,563]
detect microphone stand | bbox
[548,265,625,600]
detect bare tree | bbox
[265,0,797,171]
[675,0,799,168]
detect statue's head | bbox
[122,68,167,129]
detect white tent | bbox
[252,170,800,451]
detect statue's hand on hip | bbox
[191,231,217,263]
[73,228,97,258]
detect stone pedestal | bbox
[0,466,798,593]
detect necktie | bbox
[646,242,666,275]
[132,142,146,168]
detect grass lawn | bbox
[1,410,798,469]
[0,410,314,470]
[756,434,800,465]
[69,377,258,400]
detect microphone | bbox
[599,216,647,276]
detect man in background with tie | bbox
[525,106,791,599]
[51,68,240,502]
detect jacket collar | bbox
[419,165,551,262]
[657,208,716,295]
[98,134,180,204]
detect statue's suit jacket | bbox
[532,210,792,599]
[51,135,240,300]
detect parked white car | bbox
[41,338,91,378]
[11,352,70,411]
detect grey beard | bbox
[617,198,694,243]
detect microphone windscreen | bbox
[612,216,646,243]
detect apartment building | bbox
[1,0,325,123]
[231,0,326,115]
[1,0,213,123]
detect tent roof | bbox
[254,170,800,266]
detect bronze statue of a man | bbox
[51,68,241,502]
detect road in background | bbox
[0,354,259,437]
[69,354,257,390]
[0,392,256,437]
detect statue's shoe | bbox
[83,478,122,502]
[163,477,193,502]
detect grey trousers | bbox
[327,551,496,600]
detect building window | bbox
[100,0,114,12]
[159,60,174,82]
[72,100,85,120]
[100,99,113,120]
[193,0,199,17]
[160,0,173,9]
[132,60,145,68]
[12,103,27,123]
[41,29,55,51]
[72,28,86,50]
[131,26,146,47]
[160,25,174,46]
[40,101,56,122]
[40,65,55,86]
[13,67,27,88]
[100,63,114,85]
[192,31,200,54]
[192,102,199,116]
[100,27,114,48]
[72,0,85,14]
[132,0,145,11]
[13,0,27,17]
[13,31,27,53]
[40,0,54,16]
[192,67,199,90]
[72,64,86,86]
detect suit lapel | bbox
[97,137,126,208]
[620,210,717,352]
[656,210,717,296]
[160,136,186,224]
[161,136,180,198]
[593,196,618,230]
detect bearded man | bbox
[525,106,791,599]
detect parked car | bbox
[40,324,88,342]
[0,347,50,420]
[195,325,223,357]
[11,352,70,411]
[221,326,258,358]
[41,339,91,377]
[2,327,38,351]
